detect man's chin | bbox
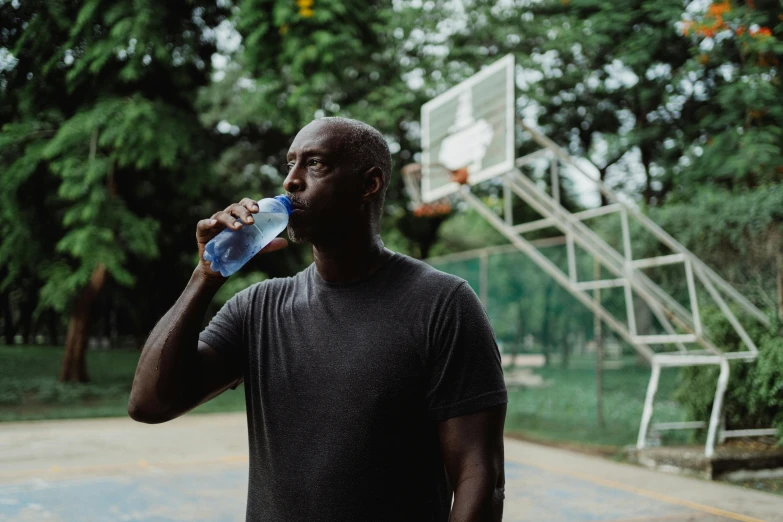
[287,225,310,244]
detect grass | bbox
[1,347,686,453]
[504,356,690,449]
[0,345,245,422]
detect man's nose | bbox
[283,165,305,193]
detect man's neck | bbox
[311,232,391,285]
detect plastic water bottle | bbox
[203,195,293,277]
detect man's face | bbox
[283,121,364,244]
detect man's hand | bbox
[439,404,506,522]
[196,197,289,279]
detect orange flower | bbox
[736,26,746,36]
[698,53,710,64]
[750,26,772,38]
[707,1,731,17]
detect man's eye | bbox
[286,162,294,171]
[308,159,321,167]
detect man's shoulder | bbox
[388,253,468,297]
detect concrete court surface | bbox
[0,413,781,521]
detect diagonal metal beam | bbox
[519,120,769,327]
[506,175,700,337]
[459,187,655,361]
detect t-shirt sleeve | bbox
[426,281,507,422]
[198,286,253,356]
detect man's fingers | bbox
[212,210,243,230]
[226,203,255,225]
[196,218,222,238]
[259,238,288,253]
[196,218,218,232]
[239,198,259,213]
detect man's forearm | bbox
[450,477,504,522]
[128,266,224,422]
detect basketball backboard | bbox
[421,54,515,203]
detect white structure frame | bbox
[421,121,771,457]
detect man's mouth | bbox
[289,199,307,211]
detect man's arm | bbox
[439,404,506,522]
[128,198,286,424]
[128,267,239,423]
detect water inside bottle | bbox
[206,211,289,277]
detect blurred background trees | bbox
[0,0,781,433]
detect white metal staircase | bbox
[416,123,773,456]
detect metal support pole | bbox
[566,233,577,282]
[706,358,730,457]
[479,250,489,307]
[550,159,560,203]
[624,283,637,336]
[685,260,702,336]
[620,208,632,262]
[503,174,513,226]
[637,361,661,449]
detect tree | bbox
[0,1,228,380]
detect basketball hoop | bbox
[402,162,453,218]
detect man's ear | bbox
[362,166,385,200]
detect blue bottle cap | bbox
[274,195,294,215]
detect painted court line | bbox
[509,457,766,522]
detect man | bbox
[129,117,507,521]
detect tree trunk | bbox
[47,310,60,346]
[598,167,609,207]
[0,291,15,345]
[560,330,571,369]
[19,298,35,345]
[777,251,783,325]
[594,258,605,430]
[60,264,107,382]
[541,282,555,366]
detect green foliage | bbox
[0,0,227,327]
[676,307,783,440]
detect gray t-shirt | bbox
[199,251,507,522]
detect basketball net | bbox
[402,163,468,218]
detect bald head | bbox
[313,117,392,200]
[284,118,393,243]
